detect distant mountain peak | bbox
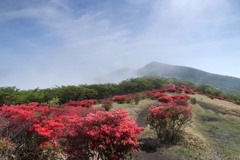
[137,62,240,93]
[97,61,240,93]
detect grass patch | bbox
[169,146,198,159]
[111,99,158,118]
[110,95,240,159]
[160,101,240,160]
[139,126,157,139]
[193,102,240,159]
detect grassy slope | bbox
[104,94,240,160]
[110,99,159,119]
[190,95,240,159]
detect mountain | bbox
[136,62,240,93]
[101,62,240,93]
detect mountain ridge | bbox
[102,62,240,93]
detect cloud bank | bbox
[1,0,240,89]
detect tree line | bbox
[0,76,239,106]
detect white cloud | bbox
[1,0,240,89]
[1,1,132,88]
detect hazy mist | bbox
[1,0,240,89]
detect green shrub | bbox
[190,98,197,105]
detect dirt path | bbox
[135,107,181,160]
[136,106,149,127]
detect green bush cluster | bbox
[0,77,169,106]
[0,76,239,106]
[190,98,197,105]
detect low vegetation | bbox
[146,94,192,142]
[1,76,239,106]
[1,77,240,159]
[0,102,144,159]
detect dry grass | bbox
[96,94,240,159]
[111,99,159,139]
[190,94,240,117]
[189,97,240,159]
[111,99,158,119]
[182,122,210,151]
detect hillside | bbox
[136,62,240,93]
[105,62,240,93]
[1,81,240,159]
[109,94,240,159]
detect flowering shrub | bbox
[0,102,68,159]
[175,84,196,94]
[147,104,192,142]
[87,110,143,159]
[147,93,192,142]
[161,84,176,93]
[0,103,63,159]
[112,95,128,104]
[158,95,173,104]
[171,94,190,106]
[154,92,168,99]
[111,93,145,104]
[0,102,143,159]
[157,94,190,107]
[140,84,196,100]
[0,103,50,136]
[63,109,144,159]
[64,99,97,108]
[143,89,162,99]
[184,89,195,94]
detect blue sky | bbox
[1,0,240,89]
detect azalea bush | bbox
[0,102,66,159]
[63,109,144,159]
[146,94,192,143]
[112,95,128,104]
[158,95,173,104]
[64,99,97,108]
[161,84,176,93]
[157,94,190,106]
[111,94,144,104]
[175,84,196,94]
[171,94,190,106]
[143,89,162,99]
[0,102,143,159]
[154,92,168,99]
